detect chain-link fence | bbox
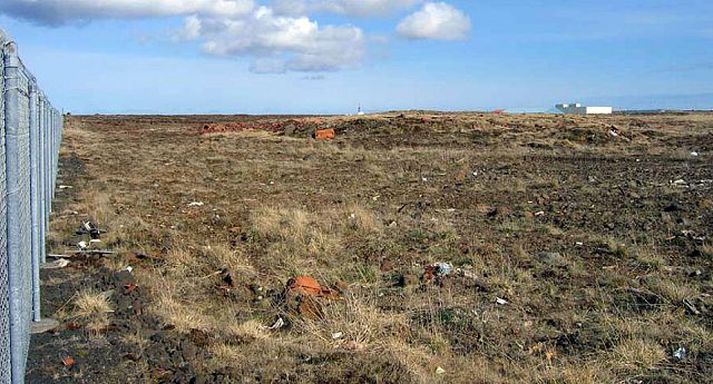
[1,29,63,384]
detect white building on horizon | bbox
[556,103,613,115]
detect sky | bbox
[0,0,712,114]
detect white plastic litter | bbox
[41,259,70,270]
[263,317,285,331]
[673,347,687,360]
[188,201,205,207]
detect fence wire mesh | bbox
[1,29,63,384]
[0,38,11,384]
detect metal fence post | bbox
[3,38,33,384]
[0,32,11,384]
[37,96,46,266]
[43,100,50,223]
[28,83,41,323]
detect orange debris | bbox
[287,275,322,296]
[314,128,335,140]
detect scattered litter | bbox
[683,299,701,315]
[673,347,687,361]
[62,356,76,368]
[188,201,205,207]
[423,262,453,283]
[608,128,619,138]
[78,221,101,239]
[124,266,134,273]
[472,171,479,177]
[436,367,446,375]
[287,275,323,296]
[89,239,102,244]
[534,211,545,217]
[671,179,687,186]
[48,254,72,259]
[456,267,478,280]
[263,317,285,331]
[77,241,88,249]
[690,152,699,157]
[41,259,70,270]
[285,276,340,318]
[496,298,508,305]
[75,249,116,255]
[422,177,428,182]
[65,322,82,330]
[331,332,344,340]
[124,283,138,294]
[575,242,584,246]
[58,185,73,189]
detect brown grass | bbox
[42,112,713,383]
[72,289,114,333]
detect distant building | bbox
[556,103,613,115]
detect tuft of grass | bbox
[72,289,114,333]
[650,279,699,303]
[227,319,271,341]
[295,292,409,351]
[345,204,382,234]
[611,339,666,373]
[73,290,114,318]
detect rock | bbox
[395,274,419,288]
[664,202,684,212]
[536,252,569,268]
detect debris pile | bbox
[284,275,341,319]
[199,118,326,135]
[314,128,336,140]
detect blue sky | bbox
[1,0,712,114]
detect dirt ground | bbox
[26,112,712,383]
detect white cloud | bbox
[0,0,467,74]
[397,2,471,41]
[0,0,255,24]
[272,0,422,17]
[184,6,366,73]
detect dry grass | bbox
[72,289,114,333]
[73,290,113,318]
[611,339,667,373]
[142,270,213,333]
[41,113,713,383]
